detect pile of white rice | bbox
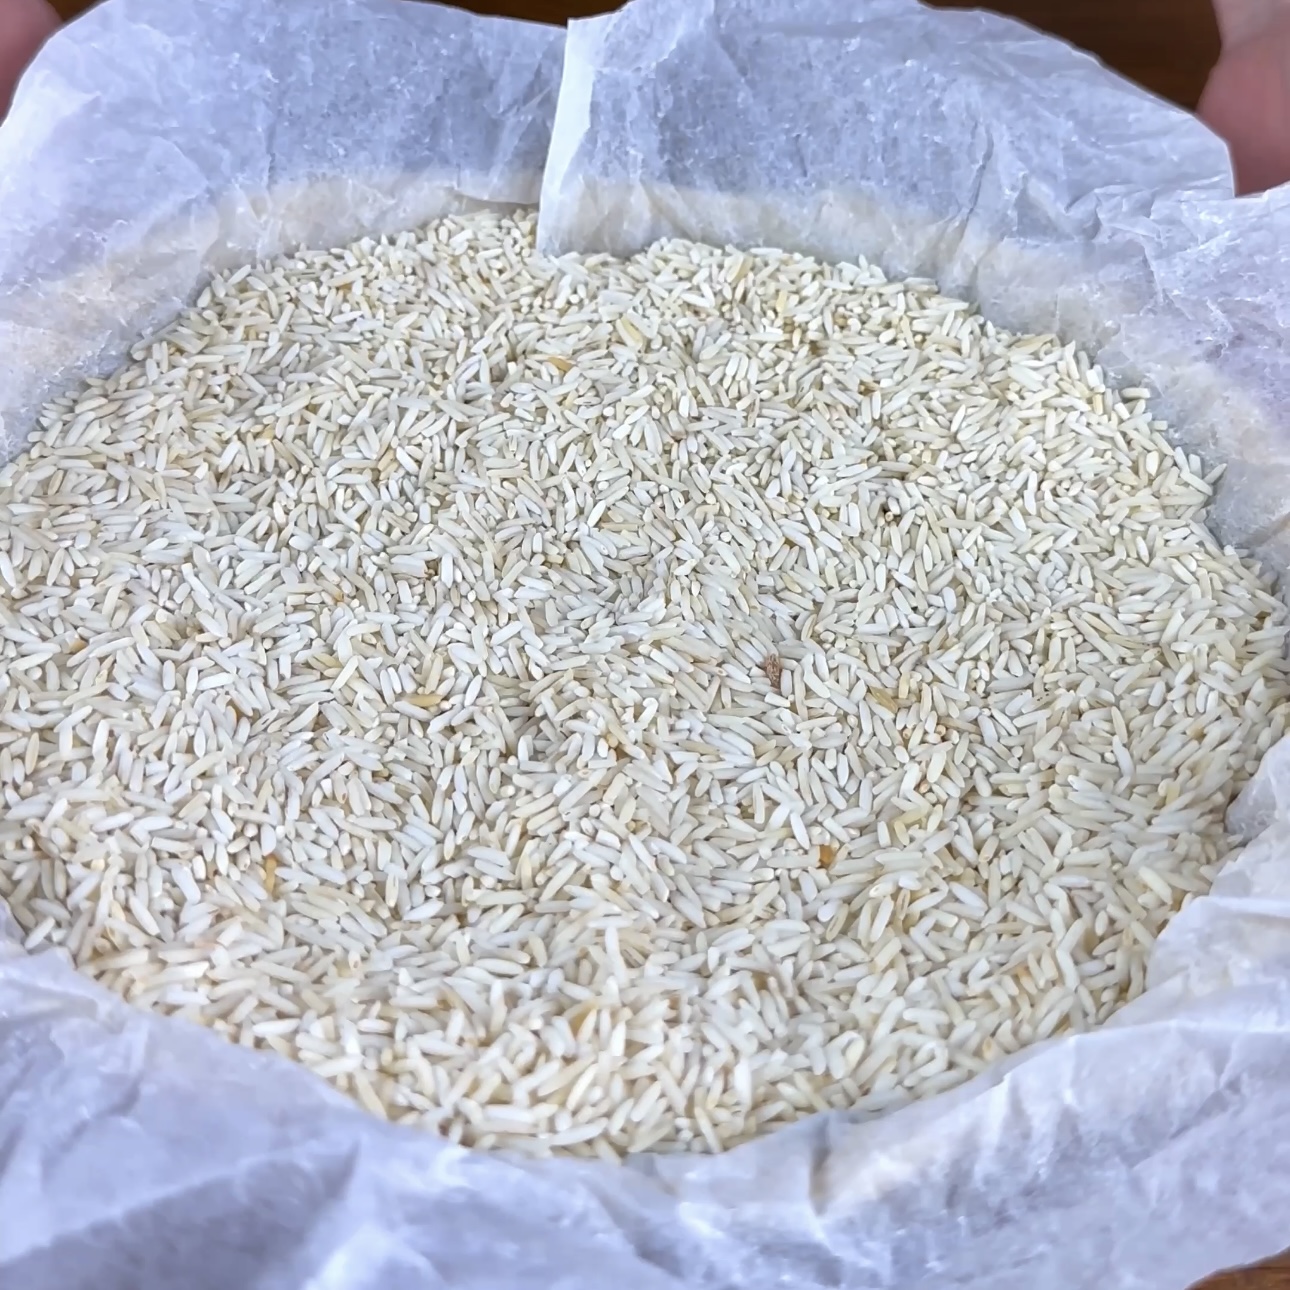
[0,211,1285,1159]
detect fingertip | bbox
[0,0,59,118]
[1200,20,1290,195]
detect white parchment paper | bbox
[5,1,1290,1287]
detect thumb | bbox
[1200,5,1290,193]
[0,0,58,119]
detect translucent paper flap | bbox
[0,0,563,459]
[539,0,1231,265]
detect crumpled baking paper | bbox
[4,0,1290,1287]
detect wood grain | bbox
[34,0,1286,1286]
[1201,1260,1290,1290]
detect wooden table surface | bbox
[40,1,1282,1286]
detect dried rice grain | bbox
[1,211,1287,1158]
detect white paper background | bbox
[5,1,1290,1287]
